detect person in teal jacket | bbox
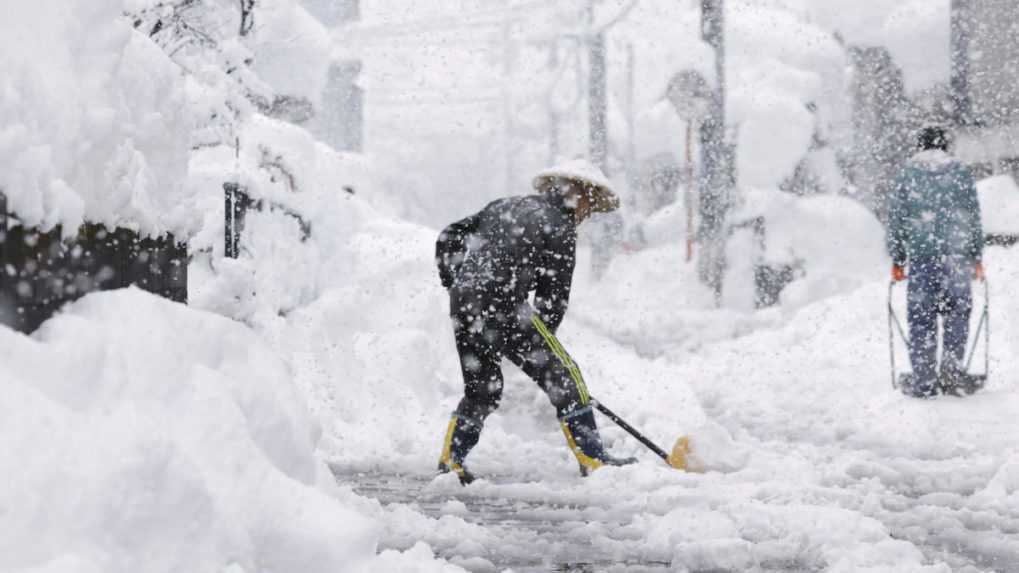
[887,126,985,398]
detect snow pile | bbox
[247,0,332,108]
[738,188,888,305]
[0,289,463,573]
[0,290,363,571]
[0,0,341,238]
[600,0,850,194]
[727,4,846,190]
[273,215,456,469]
[188,114,380,323]
[0,0,191,236]
[977,174,1019,236]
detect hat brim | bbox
[532,174,620,213]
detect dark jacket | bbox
[436,193,576,332]
[887,150,984,267]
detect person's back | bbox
[889,149,982,265]
[887,126,984,398]
[437,193,576,332]
[457,195,574,307]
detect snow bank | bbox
[620,0,848,199]
[275,216,456,469]
[188,114,383,323]
[728,4,846,190]
[249,0,333,108]
[0,289,462,573]
[977,174,1019,236]
[738,189,888,305]
[0,1,191,236]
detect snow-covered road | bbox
[325,245,1019,572]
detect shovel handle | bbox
[592,399,670,462]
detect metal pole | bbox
[698,0,733,302]
[0,189,7,269]
[625,42,636,181]
[588,2,608,173]
[502,20,515,193]
[685,121,695,262]
[548,41,561,164]
[950,0,972,126]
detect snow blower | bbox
[591,398,695,471]
[887,279,990,396]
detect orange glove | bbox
[975,261,985,281]
[891,265,906,282]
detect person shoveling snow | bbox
[433,159,640,484]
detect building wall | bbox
[952,0,1019,177]
[302,0,363,152]
[968,0,1019,128]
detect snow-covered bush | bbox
[0,0,191,236]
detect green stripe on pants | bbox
[530,315,590,405]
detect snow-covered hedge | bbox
[977,174,1019,237]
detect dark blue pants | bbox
[907,258,972,391]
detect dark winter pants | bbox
[907,257,973,392]
[448,295,590,450]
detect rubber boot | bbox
[938,356,965,396]
[437,414,481,485]
[560,407,637,477]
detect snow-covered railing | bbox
[726,216,803,308]
[0,191,187,334]
[222,182,312,260]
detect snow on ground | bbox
[977,175,1019,237]
[0,290,367,572]
[310,199,1019,571]
[5,1,1017,571]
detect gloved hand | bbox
[891,265,907,282]
[975,261,985,282]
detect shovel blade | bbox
[666,435,693,471]
[666,435,705,472]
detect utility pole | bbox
[950,0,972,126]
[588,2,608,173]
[547,41,561,164]
[502,19,516,194]
[685,121,695,262]
[625,42,636,181]
[698,0,734,302]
